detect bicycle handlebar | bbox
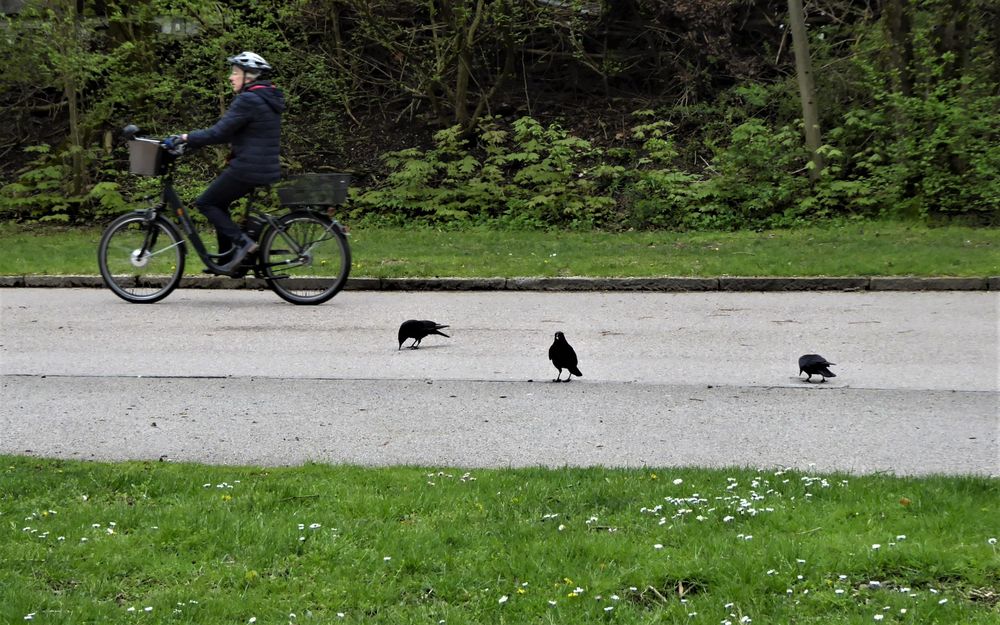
[122,124,187,155]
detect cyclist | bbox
[172,51,286,273]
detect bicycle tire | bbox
[260,209,351,305]
[98,212,186,304]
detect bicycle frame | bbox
[137,156,343,279]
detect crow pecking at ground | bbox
[398,319,450,349]
[798,354,836,382]
[548,331,583,382]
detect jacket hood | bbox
[243,81,286,114]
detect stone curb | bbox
[1,275,997,291]
[719,277,869,292]
[869,276,989,291]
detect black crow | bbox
[398,319,450,349]
[798,354,836,382]
[549,331,583,382]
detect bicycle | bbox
[98,125,351,305]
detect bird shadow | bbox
[397,344,450,351]
[790,376,840,385]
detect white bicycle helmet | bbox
[227,51,272,73]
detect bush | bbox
[355,117,617,229]
[0,146,133,222]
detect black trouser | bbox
[194,170,256,258]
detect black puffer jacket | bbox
[186,81,286,185]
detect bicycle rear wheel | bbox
[260,209,351,305]
[98,212,185,303]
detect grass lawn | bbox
[1,220,998,278]
[3,457,998,624]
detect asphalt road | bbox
[1,288,997,475]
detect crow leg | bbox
[553,369,563,382]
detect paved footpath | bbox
[1,288,997,475]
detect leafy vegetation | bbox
[0,0,997,228]
[2,457,998,624]
[355,117,618,228]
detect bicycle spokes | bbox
[271,222,337,266]
[98,213,186,304]
[259,211,350,305]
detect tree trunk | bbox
[64,0,87,197]
[884,0,914,96]
[328,3,358,124]
[787,0,823,180]
[453,43,472,127]
[64,74,85,196]
[469,33,516,125]
[935,0,971,177]
[451,0,486,130]
[990,3,1000,94]
[934,0,970,83]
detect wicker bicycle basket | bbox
[277,173,351,206]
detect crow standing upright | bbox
[398,319,450,349]
[798,354,836,382]
[549,331,583,382]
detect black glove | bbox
[162,135,187,155]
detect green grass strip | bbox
[2,221,998,278]
[2,457,998,624]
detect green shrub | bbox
[691,120,808,230]
[356,117,617,229]
[0,145,131,222]
[613,113,701,230]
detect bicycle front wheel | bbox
[98,212,185,304]
[260,210,351,305]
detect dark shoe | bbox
[202,266,248,278]
[206,248,233,274]
[218,235,259,273]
